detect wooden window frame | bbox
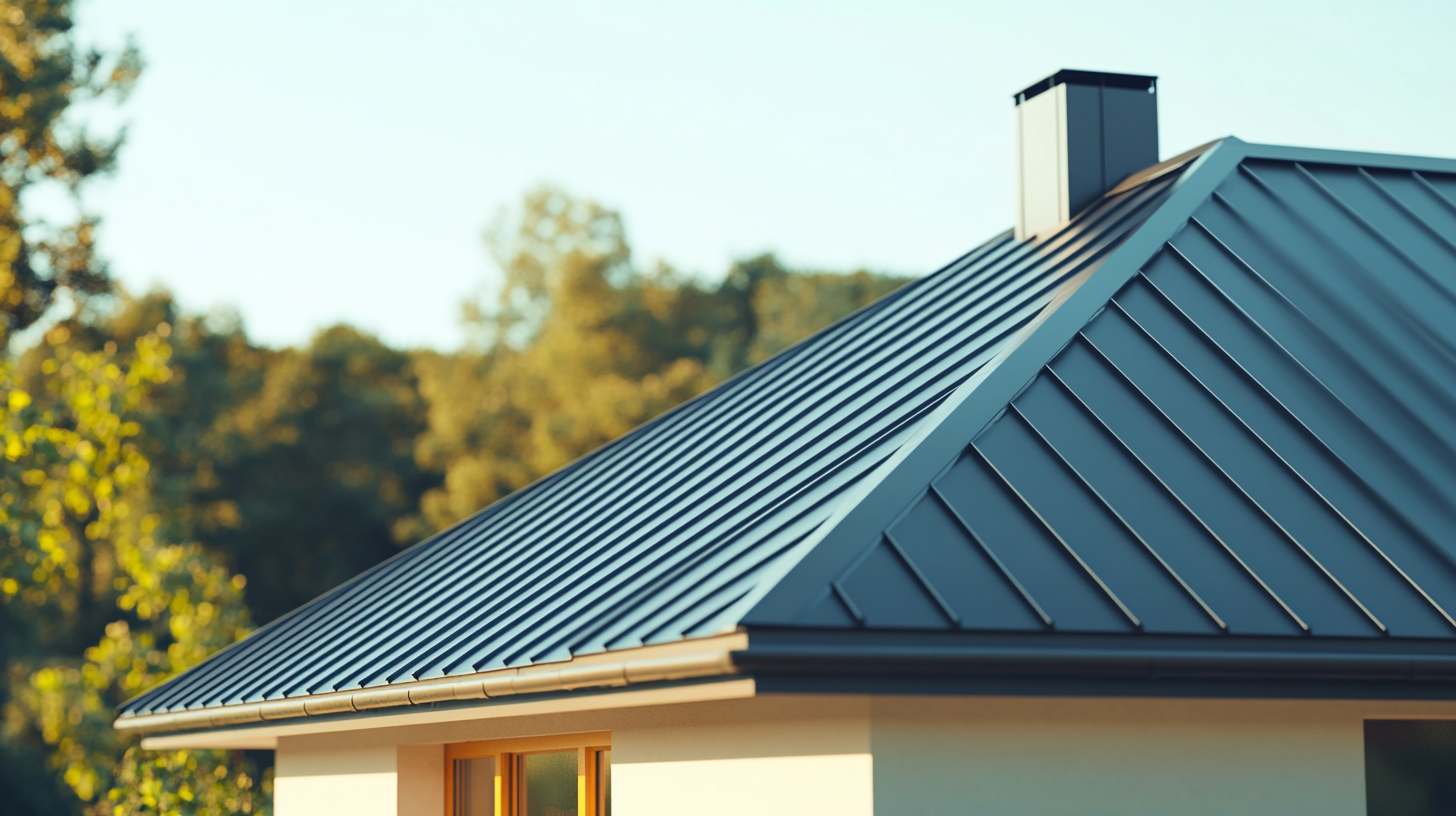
[445,732,611,816]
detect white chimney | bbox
[1013,70,1159,240]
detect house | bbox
[114,70,1456,816]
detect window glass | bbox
[520,750,578,816]
[453,757,495,816]
[1366,719,1456,816]
[595,749,611,816]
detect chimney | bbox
[1013,70,1159,240]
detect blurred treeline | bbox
[0,5,907,814]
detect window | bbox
[446,733,611,816]
[1366,719,1456,816]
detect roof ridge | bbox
[740,137,1252,626]
[1104,139,1223,198]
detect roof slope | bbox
[120,150,1186,717]
[745,140,1456,645]
[125,137,1456,721]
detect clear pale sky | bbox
[70,1,1456,349]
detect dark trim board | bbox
[736,629,1456,700]
[749,672,1456,702]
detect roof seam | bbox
[1078,321,1388,635]
[742,138,1251,625]
[1128,265,1456,634]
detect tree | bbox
[745,252,902,359]
[196,324,437,622]
[67,293,438,623]
[0,0,140,337]
[1,326,270,815]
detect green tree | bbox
[2,327,270,815]
[0,0,140,337]
[69,293,438,623]
[199,324,437,622]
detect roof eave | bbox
[736,627,1456,700]
[116,633,744,740]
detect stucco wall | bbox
[274,735,398,816]
[273,735,443,816]
[269,693,1456,816]
[611,695,873,816]
[272,694,872,816]
[871,696,1370,816]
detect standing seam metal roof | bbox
[120,150,1188,716]
[128,137,1456,720]
[746,140,1456,644]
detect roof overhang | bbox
[736,628,1456,701]
[120,634,747,748]
[139,675,756,751]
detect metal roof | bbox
[123,137,1456,723]
[745,140,1456,657]
[118,141,1188,718]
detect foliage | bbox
[47,293,438,623]
[0,0,141,337]
[2,329,269,815]
[105,747,270,816]
[1,325,169,646]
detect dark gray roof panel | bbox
[120,156,1187,716]
[128,138,1456,718]
[749,144,1456,643]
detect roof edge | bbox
[116,634,742,737]
[739,626,1456,699]
[741,136,1252,626]
[1242,141,1456,173]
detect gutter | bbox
[114,649,734,737]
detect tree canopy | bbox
[0,0,139,338]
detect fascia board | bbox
[137,677,757,751]
[741,136,1252,625]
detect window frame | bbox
[444,732,611,816]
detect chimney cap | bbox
[1014,69,1157,105]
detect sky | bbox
[64,1,1456,349]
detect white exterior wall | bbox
[263,693,1456,815]
[274,736,397,816]
[871,696,1372,816]
[611,696,873,816]
[271,694,872,816]
[273,736,443,816]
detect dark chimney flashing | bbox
[1014,70,1157,105]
